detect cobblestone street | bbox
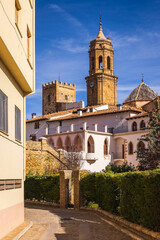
[21,205,135,240]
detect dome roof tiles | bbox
[124,82,158,103]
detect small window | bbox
[87,136,94,153]
[140,120,145,129]
[99,56,103,69]
[107,56,111,69]
[48,95,51,104]
[15,106,21,141]
[104,139,109,155]
[34,121,39,129]
[30,134,36,141]
[0,90,8,133]
[27,26,32,61]
[132,121,137,131]
[137,141,145,152]
[91,57,95,70]
[65,95,68,100]
[128,142,133,154]
[15,0,21,29]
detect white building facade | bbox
[26,105,150,172]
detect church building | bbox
[26,21,159,172]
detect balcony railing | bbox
[48,123,108,135]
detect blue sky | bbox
[26,0,160,119]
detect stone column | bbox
[124,139,128,162]
[104,125,108,132]
[60,170,72,209]
[70,123,74,132]
[73,170,80,210]
[60,171,66,208]
[83,122,87,130]
[94,123,98,132]
[39,137,47,151]
[56,126,60,134]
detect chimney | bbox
[32,113,36,118]
[77,109,83,117]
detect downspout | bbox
[23,97,26,180]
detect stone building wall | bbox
[26,139,68,175]
[42,81,76,115]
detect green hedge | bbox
[24,174,60,203]
[80,170,160,231]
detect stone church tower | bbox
[85,19,118,106]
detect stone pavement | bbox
[20,204,135,240]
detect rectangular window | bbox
[27,26,32,61]
[0,90,8,133]
[34,121,39,129]
[15,0,21,27]
[15,106,21,141]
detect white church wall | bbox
[82,132,111,172]
[128,117,149,132]
[48,111,131,135]
[26,120,47,141]
[114,130,149,167]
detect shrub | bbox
[119,170,160,231]
[80,173,121,214]
[103,162,136,173]
[24,174,60,203]
[80,170,160,231]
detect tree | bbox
[137,109,160,170]
[103,162,135,174]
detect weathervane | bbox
[142,73,144,82]
[100,12,102,26]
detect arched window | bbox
[57,137,63,150]
[74,135,82,152]
[107,56,110,69]
[137,141,145,152]
[99,56,103,69]
[65,136,72,152]
[128,142,133,154]
[88,136,95,153]
[140,120,145,129]
[91,57,95,70]
[132,121,137,131]
[104,138,109,155]
[48,95,51,104]
[48,138,55,148]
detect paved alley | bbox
[20,204,137,240]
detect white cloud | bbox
[27,88,42,99]
[117,85,137,91]
[52,38,88,53]
[49,4,82,27]
[111,34,141,49]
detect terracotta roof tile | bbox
[126,112,149,120]
[26,105,145,123]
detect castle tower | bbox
[42,81,76,115]
[85,17,118,106]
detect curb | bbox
[10,221,33,240]
[81,207,160,240]
[25,200,60,208]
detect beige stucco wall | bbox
[0,0,35,94]
[0,0,35,237]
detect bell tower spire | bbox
[85,17,118,107]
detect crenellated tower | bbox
[42,80,76,114]
[85,17,118,106]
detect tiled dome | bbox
[124,82,158,104]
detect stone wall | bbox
[42,81,76,114]
[26,139,68,175]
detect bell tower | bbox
[85,16,118,106]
